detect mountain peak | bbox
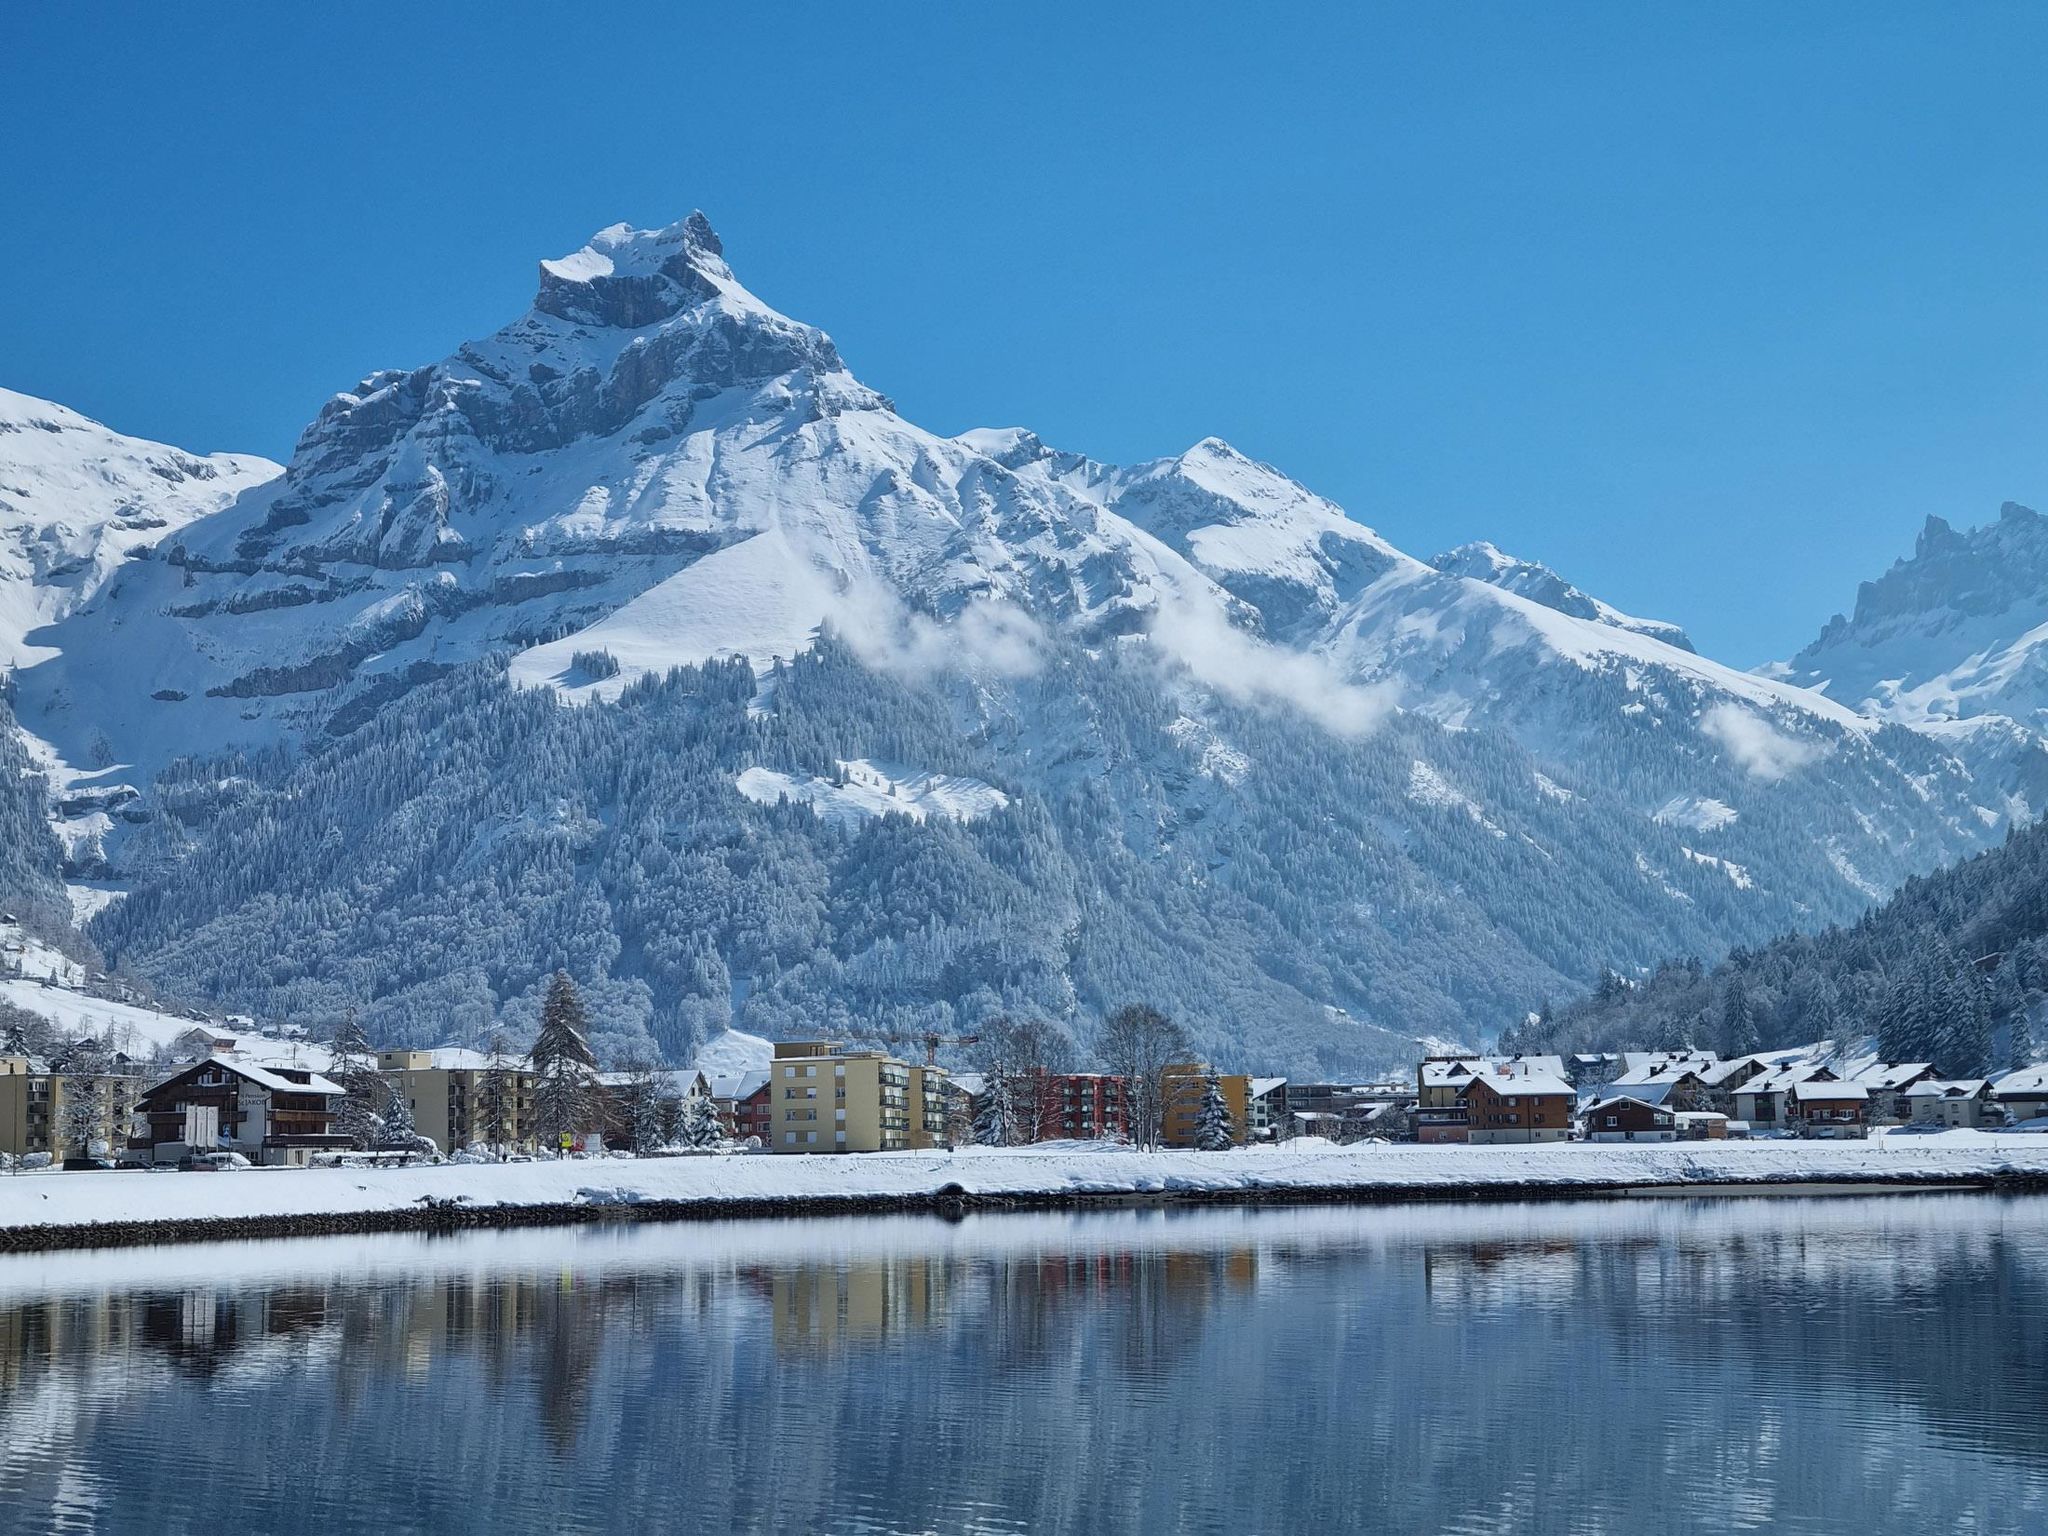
[1430,541,1696,653]
[535,211,738,328]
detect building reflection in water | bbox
[0,1200,2044,1535]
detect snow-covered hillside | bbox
[0,387,277,668]
[2,214,2039,1071]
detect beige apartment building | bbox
[0,1053,147,1160]
[769,1041,953,1153]
[378,1048,537,1154]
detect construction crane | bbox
[883,1030,981,1066]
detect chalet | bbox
[1581,1095,1678,1142]
[1906,1079,1992,1128]
[1610,1059,1717,1112]
[1731,1062,1831,1128]
[709,1070,772,1145]
[1417,1056,1567,1144]
[1845,1060,1938,1125]
[132,1058,349,1167]
[1458,1070,1574,1145]
[1991,1065,2048,1126]
[1788,1079,1867,1139]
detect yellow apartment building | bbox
[377,1048,537,1154]
[769,1041,953,1153]
[1159,1062,1250,1148]
[0,1053,147,1159]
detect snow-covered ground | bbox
[4,1139,2045,1237]
[734,758,1009,826]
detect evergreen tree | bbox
[2011,1001,2036,1073]
[1719,979,1759,1057]
[329,1008,386,1151]
[378,1079,435,1157]
[682,1094,725,1150]
[532,971,598,1155]
[1937,963,1993,1078]
[1194,1074,1234,1151]
[972,1072,1015,1147]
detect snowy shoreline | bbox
[4,1137,2048,1252]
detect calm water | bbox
[1,1196,2045,1535]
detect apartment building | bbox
[1159,1063,1249,1148]
[0,1052,148,1160]
[377,1048,536,1154]
[768,1041,952,1153]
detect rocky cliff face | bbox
[1774,503,2048,730]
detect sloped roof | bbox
[1906,1079,1988,1099]
[1464,1071,1574,1098]
[1581,1095,1675,1118]
[1791,1079,1867,1101]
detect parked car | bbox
[186,1151,254,1172]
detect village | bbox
[5,996,2046,1172]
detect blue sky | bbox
[7,4,2048,665]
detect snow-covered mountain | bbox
[1772,503,2048,728]
[1429,541,1695,652]
[2,215,2035,1071]
[0,387,277,668]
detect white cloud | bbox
[1699,703,1830,782]
[1147,599,1394,740]
[829,581,1046,682]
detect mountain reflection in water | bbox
[1,1197,2045,1535]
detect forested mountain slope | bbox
[1503,817,2048,1078]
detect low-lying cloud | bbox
[1148,599,1394,740]
[1700,702,1831,781]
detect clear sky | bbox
[6,4,2048,665]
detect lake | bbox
[1,1195,2044,1534]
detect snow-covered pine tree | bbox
[630,1070,667,1156]
[532,970,599,1155]
[684,1094,725,1151]
[329,1007,387,1151]
[1718,979,1759,1057]
[972,1072,1015,1147]
[56,1035,109,1159]
[379,1079,436,1158]
[1937,962,1992,1078]
[1195,1074,1234,1151]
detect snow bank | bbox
[5,1140,2046,1240]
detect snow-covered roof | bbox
[1991,1065,2048,1096]
[708,1069,770,1101]
[1581,1095,1675,1117]
[1490,1055,1567,1081]
[147,1057,343,1098]
[1905,1079,1988,1099]
[1674,1111,1729,1122]
[1739,1063,1827,1094]
[1465,1071,1573,1098]
[1790,1079,1867,1101]
[1421,1059,1487,1087]
[1609,1080,1679,1106]
[1249,1077,1287,1099]
[1846,1060,1934,1090]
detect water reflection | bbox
[0,1198,2045,1534]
